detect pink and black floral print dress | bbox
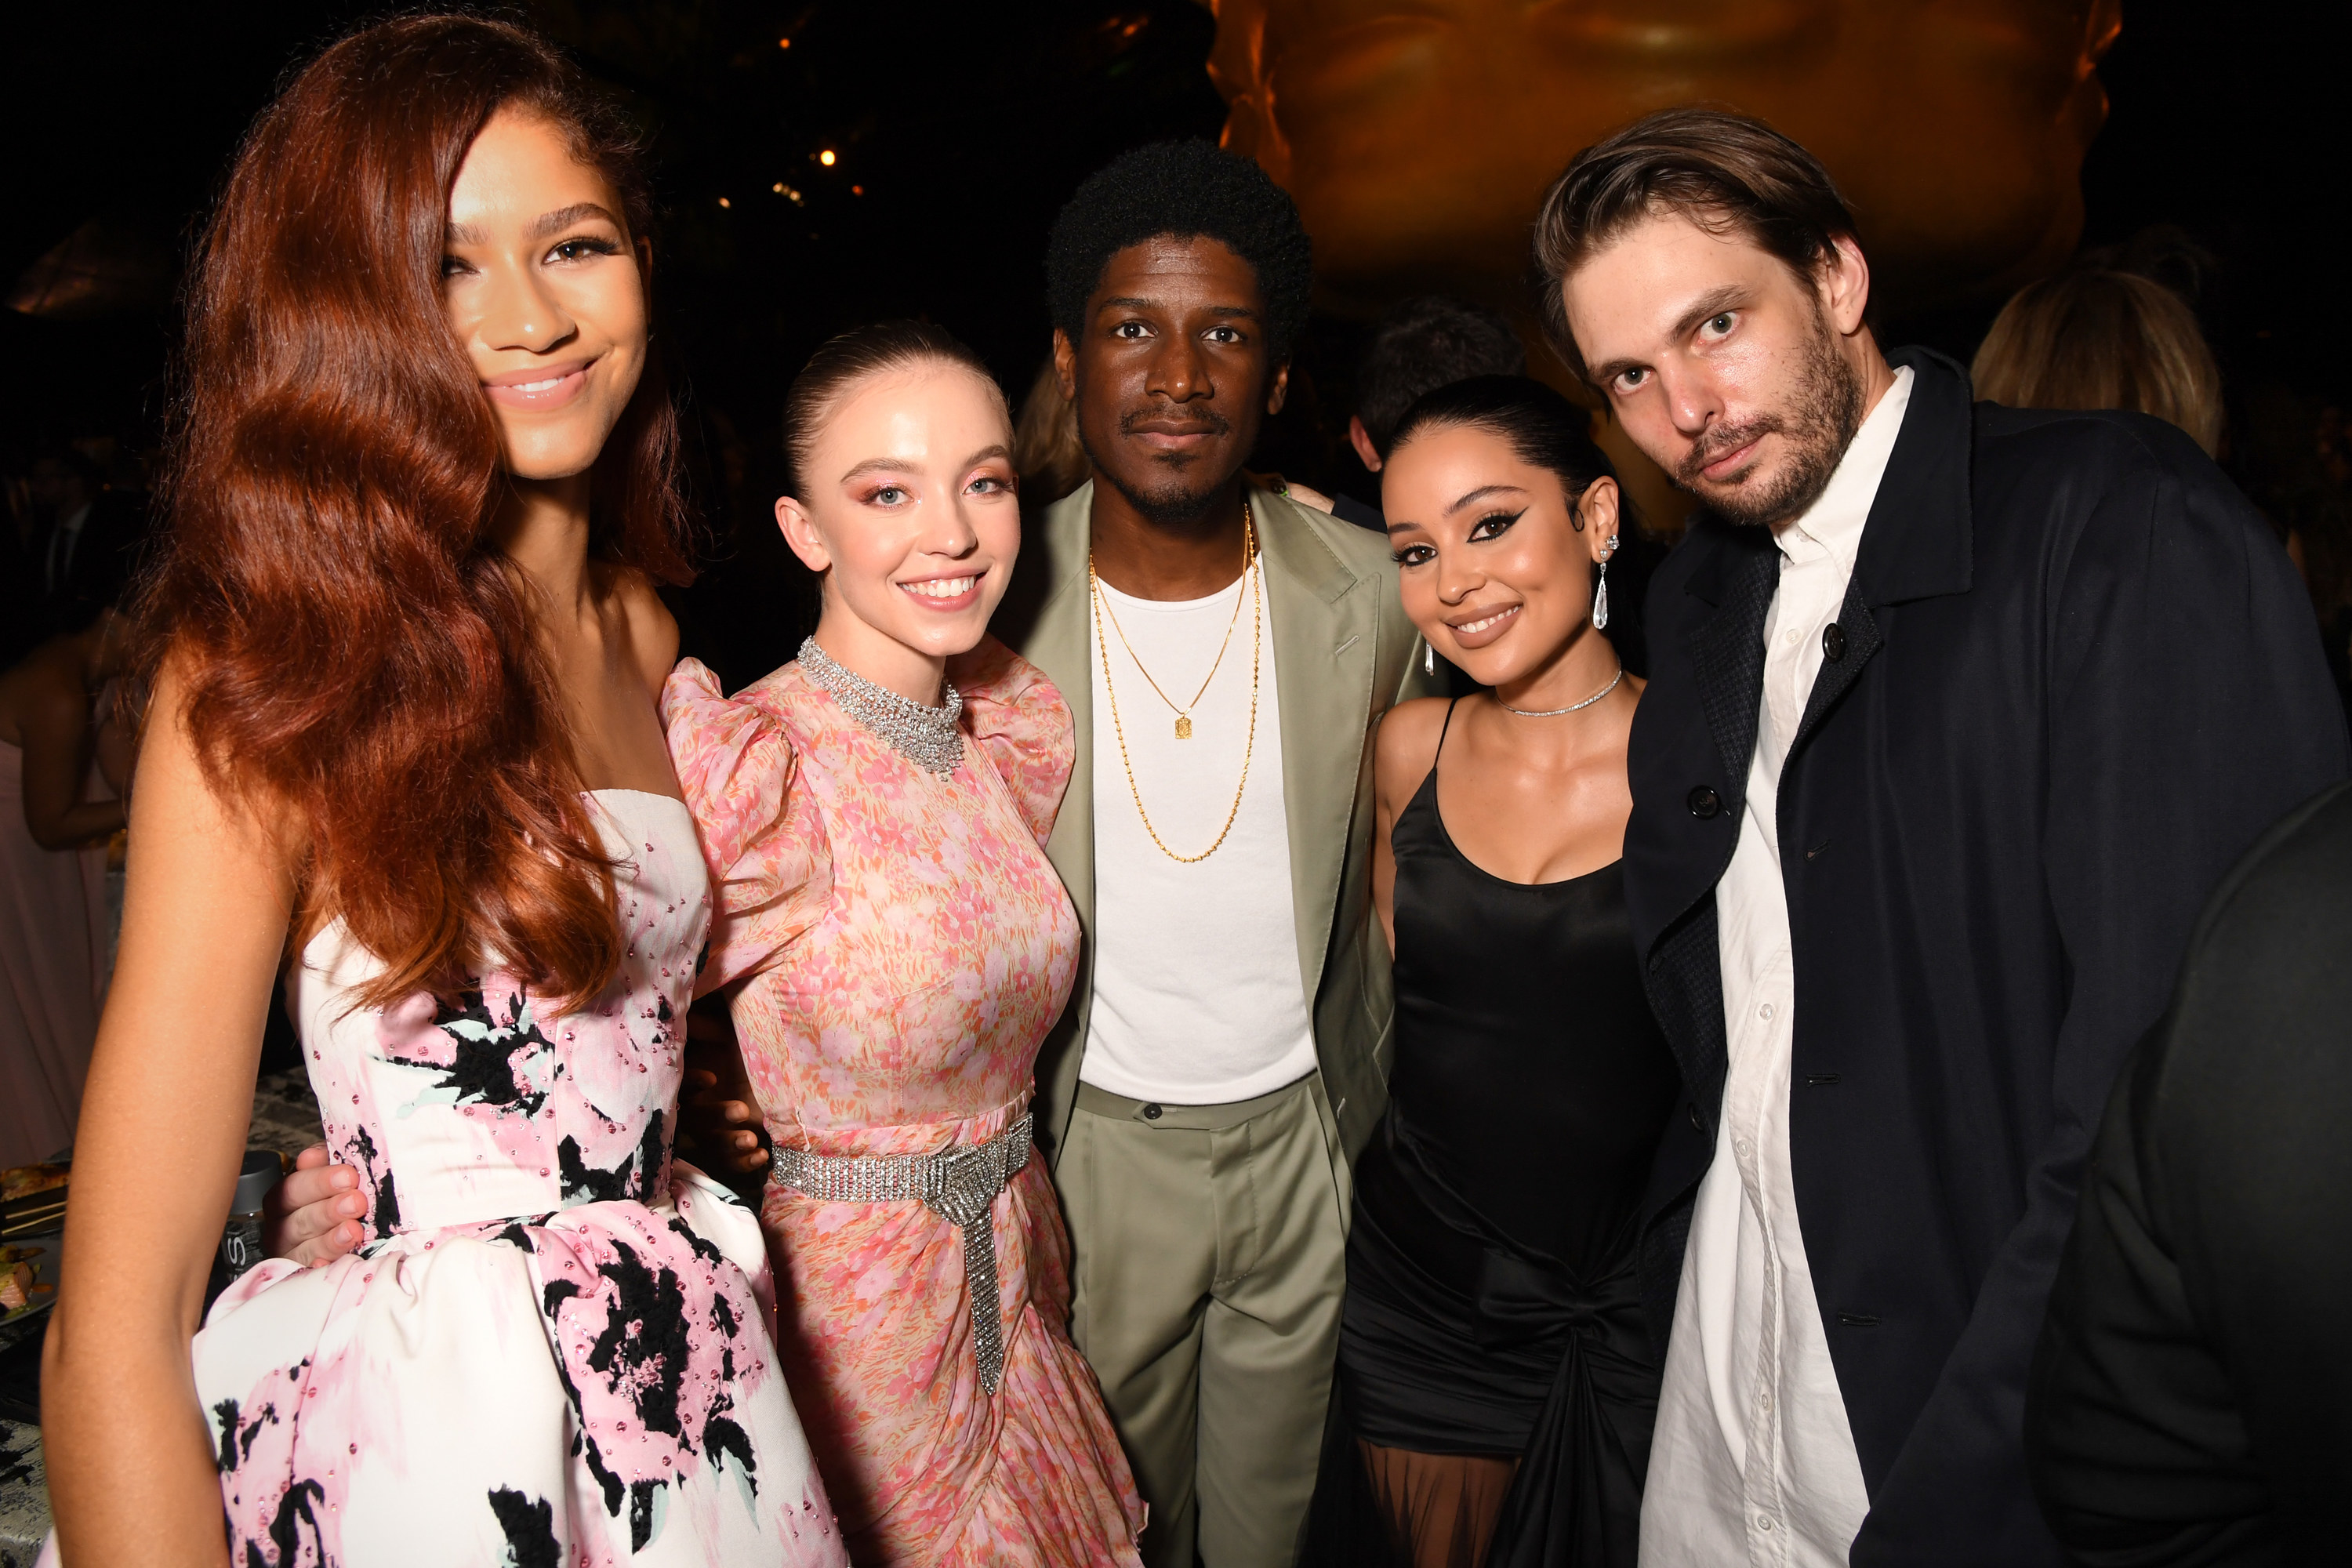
[663,638,1146,1567]
[180,790,844,1567]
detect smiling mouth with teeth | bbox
[513,376,568,394]
[1454,606,1519,635]
[902,575,978,599]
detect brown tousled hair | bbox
[1970,268,2224,456]
[1533,108,1860,384]
[148,14,690,1010]
[780,321,1004,500]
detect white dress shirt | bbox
[1639,365,1915,1567]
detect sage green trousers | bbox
[1058,1073,1350,1568]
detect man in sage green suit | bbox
[1004,475,1431,1166]
[991,141,1439,1568]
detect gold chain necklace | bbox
[1092,507,1254,739]
[1089,503,1261,864]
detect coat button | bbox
[1823,622,1848,662]
[1142,1103,1163,1121]
[1687,786,1722,819]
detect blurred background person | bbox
[1343,297,1526,495]
[25,445,100,599]
[24,442,148,612]
[0,587,133,1171]
[1971,265,2225,455]
[1014,355,1093,507]
[1,452,44,672]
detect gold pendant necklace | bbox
[1089,502,1261,862]
[1091,507,1254,739]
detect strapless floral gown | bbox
[124,792,844,1567]
[664,640,1145,1566]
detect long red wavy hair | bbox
[148,15,690,1009]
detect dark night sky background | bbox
[7,0,2348,672]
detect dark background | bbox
[8,0,2348,675]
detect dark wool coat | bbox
[1622,347,2349,1565]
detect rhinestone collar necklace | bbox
[797,636,964,777]
[1498,663,1624,717]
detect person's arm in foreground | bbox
[2030,780,2352,1563]
[42,669,297,1567]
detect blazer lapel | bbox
[1686,535,1779,803]
[1790,350,1975,751]
[1254,486,1376,1013]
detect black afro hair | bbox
[1046,140,1315,364]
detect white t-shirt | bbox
[1080,564,1320,1105]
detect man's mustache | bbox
[1120,407,1233,439]
[1677,416,1782,485]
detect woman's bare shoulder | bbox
[1374,695,1454,799]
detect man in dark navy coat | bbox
[1531,109,2348,1565]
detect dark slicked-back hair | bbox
[1534,108,1859,383]
[1356,296,1527,457]
[1390,376,1628,531]
[1047,140,1314,364]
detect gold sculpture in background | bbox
[1208,0,2122,320]
[1203,0,2120,524]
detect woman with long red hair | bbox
[38,17,842,1566]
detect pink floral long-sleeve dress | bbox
[48,791,847,1568]
[663,639,1145,1568]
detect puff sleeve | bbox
[948,636,1074,850]
[661,659,834,992]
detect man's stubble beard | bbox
[1091,450,1228,528]
[1076,389,1247,530]
[1676,307,1866,530]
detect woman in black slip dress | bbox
[1305,376,1679,1568]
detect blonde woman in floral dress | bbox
[662,322,1145,1566]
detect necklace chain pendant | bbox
[1174,714,1192,740]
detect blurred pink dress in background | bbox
[0,739,110,1168]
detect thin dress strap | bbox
[1431,695,1464,784]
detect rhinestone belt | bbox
[768,1112,1033,1396]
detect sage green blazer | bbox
[991,480,1440,1171]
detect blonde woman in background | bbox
[1971,266,2224,456]
[1013,358,1092,507]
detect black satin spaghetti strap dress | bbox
[1333,699,1679,1568]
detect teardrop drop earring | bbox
[1593,535,1618,631]
[1425,641,1435,676]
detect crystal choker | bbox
[797,636,964,778]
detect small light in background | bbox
[851,184,864,196]
[773,183,785,193]
[717,197,731,209]
[778,37,790,49]
[818,149,837,167]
